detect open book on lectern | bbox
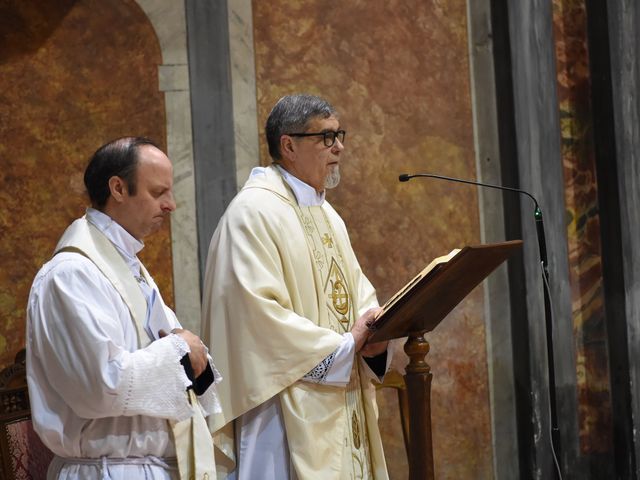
[367,240,523,343]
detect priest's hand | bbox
[159,328,209,378]
[351,307,383,352]
[361,340,388,358]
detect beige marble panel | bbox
[135,0,201,330]
[161,88,201,332]
[229,0,261,187]
[135,0,189,65]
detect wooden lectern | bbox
[368,240,523,480]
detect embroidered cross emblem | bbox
[322,233,334,248]
[329,279,349,315]
[324,258,351,332]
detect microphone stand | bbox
[399,173,561,476]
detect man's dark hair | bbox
[84,136,159,209]
[265,94,337,161]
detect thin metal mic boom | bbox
[399,171,560,477]
[399,173,548,275]
[399,172,539,212]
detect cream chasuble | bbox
[202,166,389,480]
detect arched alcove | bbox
[0,0,171,367]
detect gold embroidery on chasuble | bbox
[352,410,361,449]
[327,258,351,332]
[292,204,374,479]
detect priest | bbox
[26,137,220,479]
[202,94,399,479]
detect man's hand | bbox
[351,307,383,352]
[159,328,209,378]
[360,340,388,358]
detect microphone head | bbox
[398,174,411,182]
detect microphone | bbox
[400,172,560,475]
[399,173,548,276]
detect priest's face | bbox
[117,145,176,240]
[282,115,344,192]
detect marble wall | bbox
[251,1,492,477]
[0,0,173,369]
[552,0,614,466]
[6,0,620,475]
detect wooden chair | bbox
[0,348,54,480]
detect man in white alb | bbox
[26,137,220,479]
[202,94,399,479]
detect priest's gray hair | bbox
[266,94,338,161]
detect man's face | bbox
[284,115,344,192]
[118,145,176,240]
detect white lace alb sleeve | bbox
[302,333,355,386]
[27,256,197,423]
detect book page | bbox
[376,248,461,319]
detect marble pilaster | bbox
[228,0,260,187]
[135,0,202,330]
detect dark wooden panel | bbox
[495,0,581,477]
[589,1,640,478]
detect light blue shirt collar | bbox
[85,208,144,273]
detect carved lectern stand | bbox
[368,240,523,480]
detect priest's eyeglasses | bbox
[286,130,346,148]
